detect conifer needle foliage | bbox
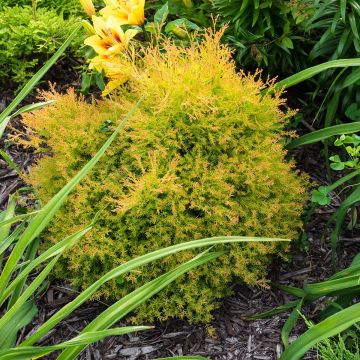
[16,30,309,323]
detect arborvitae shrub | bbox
[18,31,309,323]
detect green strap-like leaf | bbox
[277,59,360,89]
[0,300,37,349]
[0,225,92,306]
[58,251,225,359]
[287,122,360,150]
[279,302,360,360]
[21,235,287,347]
[281,299,304,348]
[0,327,151,360]
[248,300,300,320]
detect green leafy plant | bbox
[317,330,360,360]
[0,0,84,16]
[153,0,214,28]
[280,57,360,259]
[252,252,360,360]
[16,30,309,323]
[311,134,360,205]
[303,0,360,127]
[0,5,83,88]
[330,134,360,170]
[212,0,313,74]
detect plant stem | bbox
[141,24,149,42]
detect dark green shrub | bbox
[212,0,314,74]
[0,6,83,87]
[304,0,360,126]
[18,31,309,323]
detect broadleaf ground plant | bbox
[16,29,309,323]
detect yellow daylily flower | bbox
[84,16,138,56]
[79,0,96,17]
[88,56,135,95]
[100,0,145,26]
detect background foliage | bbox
[212,0,313,74]
[0,0,83,16]
[0,6,83,87]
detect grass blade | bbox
[330,185,360,263]
[304,274,360,295]
[0,197,16,243]
[0,151,22,176]
[0,300,37,349]
[8,101,56,120]
[279,302,360,360]
[0,256,60,331]
[287,122,360,150]
[0,101,55,139]
[0,211,42,229]
[281,299,304,347]
[0,225,92,306]
[247,300,300,320]
[277,59,360,89]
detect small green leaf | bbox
[311,187,331,205]
[165,18,200,34]
[154,2,169,24]
[330,162,345,171]
[99,120,114,133]
[281,37,294,49]
[345,103,360,121]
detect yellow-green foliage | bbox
[18,31,309,323]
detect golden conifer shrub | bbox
[18,30,309,323]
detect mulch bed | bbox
[1,60,359,359]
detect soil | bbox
[1,59,359,360]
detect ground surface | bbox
[1,61,359,360]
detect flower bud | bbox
[182,0,193,8]
[81,20,95,35]
[79,0,96,17]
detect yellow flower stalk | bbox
[79,0,96,17]
[100,0,145,26]
[84,16,138,57]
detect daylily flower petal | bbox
[84,15,137,57]
[100,0,145,26]
[84,35,111,55]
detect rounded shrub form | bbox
[19,31,309,323]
